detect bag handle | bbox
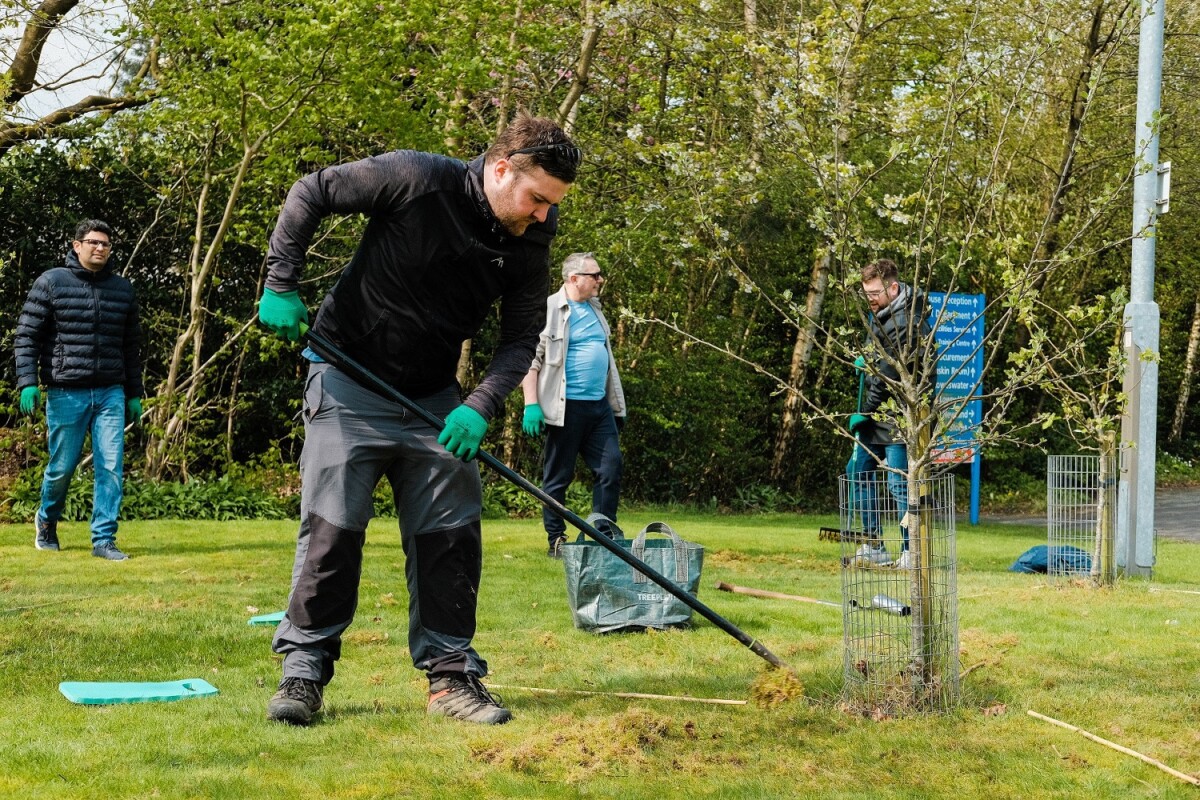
[575,512,625,542]
[632,521,689,584]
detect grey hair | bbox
[562,252,597,280]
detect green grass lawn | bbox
[1,513,1198,799]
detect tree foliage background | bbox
[2,0,1198,512]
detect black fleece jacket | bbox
[14,251,143,397]
[859,282,931,445]
[265,150,554,421]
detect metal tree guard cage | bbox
[839,471,959,713]
[1047,454,1117,585]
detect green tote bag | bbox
[562,517,704,633]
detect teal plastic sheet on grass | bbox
[59,679,220,705]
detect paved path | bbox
[982,486,1199,543]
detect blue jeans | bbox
[39,385,126,545]
[542,399,623,541]
[845,440,909,550]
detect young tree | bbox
[625,0,1144,708]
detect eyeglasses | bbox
[79,239,112,249]
[508,142,583,169]
[575,271,603,280]
[862,283,893,299]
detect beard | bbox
[498,215,533,237]
[489,177,538,237]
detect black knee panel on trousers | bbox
[289,513,365,630]
[415,522,481,639]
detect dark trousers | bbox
[272,363,488,685]
[542,399,623,541]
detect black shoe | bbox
[547,535,566,559]
[427,673,512,725]
[35,517,60,551]
[267,676,324,725]
[92,542,128,560]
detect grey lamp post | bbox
[1117,0,1169,578]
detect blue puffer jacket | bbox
[14,251,144,397]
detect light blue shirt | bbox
[565,300,608,400]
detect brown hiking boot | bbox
[267,676,323,725]
[427,673,512,725]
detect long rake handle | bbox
[303,329,793,673]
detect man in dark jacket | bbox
[257,115,580,727]
[14,220,144,561]
[847,258,931,570]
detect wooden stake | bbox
[487,684,747,705]
[1027,710,1200,786]
[714,581,840,608]
[1,595,101,614]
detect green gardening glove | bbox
[438,405,488,461]
[848,413,869,435]
[126,397,143,425]
[257,288,309,342]
[19,386,40,416]
[853,355,867,374]
[522,403,545,436]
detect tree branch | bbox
[3,0,80,104]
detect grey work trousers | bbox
[272,362,488,685]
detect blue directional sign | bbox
[928,292,985,523]
[928,292,984,459]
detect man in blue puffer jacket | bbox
[14,219,144,561]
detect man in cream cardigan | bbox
[521,252,626,557]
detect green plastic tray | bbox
[248,610,286,626]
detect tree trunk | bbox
[769,250,832,481]
[1170,291,1200,443]
[768,1,870,481]
[455,340,473,389]
[557,0,603,132]
[146,164,215,478]
[742,0,763,171]
[1091,431,1117,584]
[494,0,523,137]
[1,0,154,155]
[225,336,249,466]
[1014,0,1129,350]
[1034,0,1115,266]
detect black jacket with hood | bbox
[264,150,553,421]
[859,281,931,446]
[14,251,143,398]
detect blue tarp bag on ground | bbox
[1009,544,1092,574]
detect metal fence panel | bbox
[1047,454,1117,585]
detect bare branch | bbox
[4,0,81,104]
[0,92,152,156]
